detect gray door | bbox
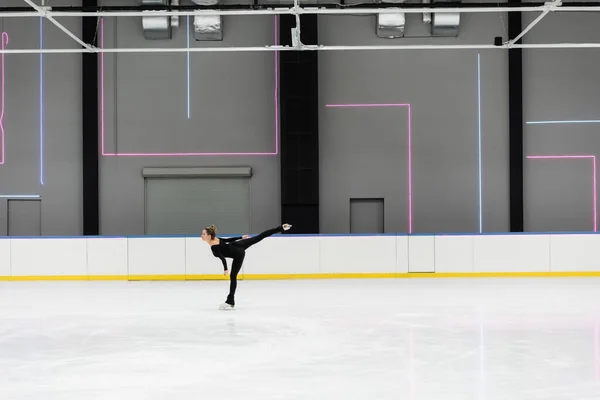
[8,199,41,236]
[145,177,251,235]
[350,198,384,233]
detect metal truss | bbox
[1,0,599,54]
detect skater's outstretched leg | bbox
[236,224,291,250]
[218,223,291,310]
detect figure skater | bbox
[202,223,292,310]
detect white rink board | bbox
[395,236,409,273]
[434,235,474,273]
[550,234,600,271]
[408,236,435,273]
[185,237,220,276]
[0,239,10,277]
[86,238,128,276]
[127,237,185,276]
[10,238,87,276]
[3,233,600,279]
[473,235,551,272]
[242,236,320,275]
[319,236,397,273]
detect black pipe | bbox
[82,0,99,235]
[4,2,600,12]
[508,0,524,232]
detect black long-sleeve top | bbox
[210,236,242,271]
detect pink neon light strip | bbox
[100,17,279,156]
[100,19,105,156]
[325,103,412,233]
[527,155,597,231]
[0,32,7,165]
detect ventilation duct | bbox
[376,0,405,38]
[431,0,460,37]
[141,0,172,40]
[192,0,223,41]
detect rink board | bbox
[2,233,600,280]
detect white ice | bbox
[1,278,599,400]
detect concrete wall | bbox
[1,2,599,235]
[100,0,280,235]
[0,9,82,235]
[523,11,600,232]
[318,11,509,233]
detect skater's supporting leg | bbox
[225,252,245,306]
[236,226,284,250]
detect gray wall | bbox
[1,0,599,235]
[100,0,280,235]
[524,11,600,232]
[319,12,509,233]
[0,4,82,236]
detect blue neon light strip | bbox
[527,120,600,124]
[40,16,44,186]
[187,15,190,119]
[477,53,482,233]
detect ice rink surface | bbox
[1,278,599,400]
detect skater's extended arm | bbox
[221,235,250,243]
[219,255,228,272]
[221,236,242,243]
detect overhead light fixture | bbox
[376,0,405,38]
[141,0,172,40]
[192,0,223,41]
[431,0,461,37]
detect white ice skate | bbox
[283,223,292,231]
[219,302,235,311]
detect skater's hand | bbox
[242,235,250,239]
[224,270,229,276]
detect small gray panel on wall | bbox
[144,167,251,235]
[8,200,41,236]
[525,159,593,232]
[350,198,384,234]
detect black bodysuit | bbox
[210,225,284,306]
[210,236,242,271]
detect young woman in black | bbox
[201,223,292,310]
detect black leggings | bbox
[226,226,283,305]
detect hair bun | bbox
[209,224,217,232]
